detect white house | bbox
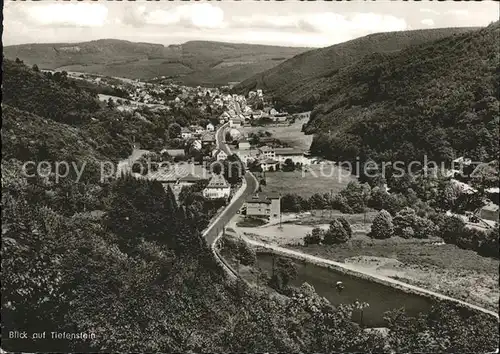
[191,139,202,151]
[238,138,251,150]
[236,149,259,164]
[274,148,308,166]
[212,148,228,161]
[258,146,276,159]
[203,174,231,200]
[181,127,193,139]
[260,159,279,172]
[229,118,242,128]
[206,123,215,132]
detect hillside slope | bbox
[4,39,309,85]
[306,23,499,163]
[234,27,478,112]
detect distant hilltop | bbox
[4,39,309,86]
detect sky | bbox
[3,1,499,48]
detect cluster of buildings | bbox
[235,144,310,172]
[144,162,231,202]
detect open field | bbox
[258,164,356,197]
[240,117,312,151]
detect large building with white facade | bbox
[203,174,231,200]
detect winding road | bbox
[202,123,258,276]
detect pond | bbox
[255,252,435,327]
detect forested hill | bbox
[233,27,478,112]
[306,22,499,164]
[4,39,309,85]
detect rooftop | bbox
[246,192,280,204]
[202,133,216,142]
[164,149,186,157]
[206,174,230,189]
[148,164,209,182]
[274,148,304,156]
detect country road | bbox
[202,123,258,273]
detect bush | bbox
[369,210,394,239]
[323,220,349,245]
[269,257,298,292]
[401,227,415,239]
[238,241,257,266]
[304,227,323,245]
[393,207,417,238]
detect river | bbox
[255,252,435,327]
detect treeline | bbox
[282,180,499,258]
[307,23,499,164]
[3,60,101,125]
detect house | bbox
[244,193,280,219]
[258,146,276,159]
[260,159,279,172]
[236,149,259,164]
[212,148,228,161]
[259,136,276,145]
[219,111,230,122]
[190,125,205,136]
[229,118,242,128]
[190,139,202,151]
[163,149,186,160]
[274,148,308,166]
[480,202,499,222]
[452,156,472,166]
[202,132,216,146]
[206,123,215,132]
[203,174,231,200]
[181,127,193,139]
[238,138,251,150]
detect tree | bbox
[32,64,40,72]
[336,216,353,238]
[238,241,256,266]
[369,210,394,239]
[281,194,302,213]
[393,207,417,238]
[438,215,466,244]
[309,193,326,209]
[107,98,115,109]
[283,158,295,172]
[478,225,499,258]
[339,181,369,213]
[269,257,297,292]
[323,219,350,244]
[413,216,437,239]
[304,227,324,245]
[168,123,182,139]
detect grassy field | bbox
[258,165,356,197]
[289,235,499,312]
[240,117,312,151]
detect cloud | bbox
[421,19,435,27]
[125,3,225,29]
[18,3,108,27]
[420,8,440,16]
[232,12,407,35]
